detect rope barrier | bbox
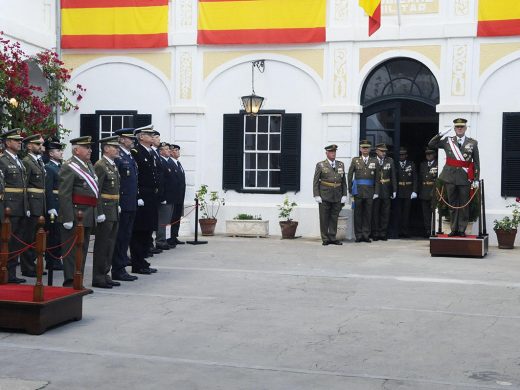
[159,204,197,227]
[436,186,478,210]
[45,236,78,260]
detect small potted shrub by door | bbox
[278,196,298,239]
[493,201,520,249]
[196,184,224,236]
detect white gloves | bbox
[137,199,144,206]
[439,128,451,138]
[472,180,480,189]
[411,192,418,199]
[314,196,322,204]
[373,194,379,200]
[48,209,58,217]
[26,210,31,217]
[391,192,396,199]
[96,214,106,223]
[118,206,121,213]
[160,200,167,205]
[340,196,347,204]
[63,222,73,230]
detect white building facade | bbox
[3,0,519,243]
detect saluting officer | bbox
[21,134,46,278]
[347,140,380,243]
[92,136,121,289]
[372,143,397,241]
[396,147,418,238]
[0,129,28,284]
[313,144,348,245]
[428,118,480,236]
[130,125,159,275]
[44,136,65,270]
[111,128,138,282]
[418,148,438,237]
[59,136,99,287]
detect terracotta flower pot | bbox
[199,218,217,236]
[279,220,298,239]
[494,228,517,249]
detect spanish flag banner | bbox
[197,0,326,45]
[358,0,381,36]
[61,0,169,49]
[478,0,520,37]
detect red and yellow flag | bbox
[197,0,326,45]
[61,0,169,49]
[478,0,520,37]
[359,0,381,36]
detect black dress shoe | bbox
[330,240,343,245]
[156,243,170,250]
[150,247,163,254]
[380,236,388,241]
[112,272,138,281]
[92,282,112,289]
[107,280,121,287]
[459,232,466,237]
[322,241,330,246]
[363,237,372,243]
[148,267,157,273]
[355,238,362,243]
[448,231,458,237]
[372,237,379,241]
[8,277,26,284]
[174,238,185,245]
[132,268,152,275]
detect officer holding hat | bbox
[0,129,28,283]
[313,144,348,245]
[348,140,380,242]
[372,143,397,241]
[419,147,438,237]
[428,118,480,236]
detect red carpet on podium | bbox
[0,285,76,303]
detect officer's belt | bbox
[101,193,120,200]
[422,181,435,185]
[52,190,59,195]
[27,188,44,194]
[380,179,391,184]
[351,179,374,196]
[398,181,412,186]
[72,194,97,207]
[4,187,24,193]
[320,181,342,188]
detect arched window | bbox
[361,58,439,106]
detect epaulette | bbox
[130,148,138,156]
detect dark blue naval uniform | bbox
[111,146,138,277]
[169,158,186,241]
[45,159,62,268]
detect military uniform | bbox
[428,118,479,235]
[112,129,139,282]
[168,144,186,245]
[347,142,380,242]
[0,129,28,283]
[44,137,65,271]
[312,145,348,245]
[156,143,175,250]
[92,137,121,288]
[418,152,438,236]
[59,136,98,286]
[21,135,46,276]
[397,149,418,237]
[372,144,397,240]
[130,126,160,274]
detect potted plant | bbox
[226,213,269,237]
[278,196,298,239]
[195,184,224,236]
[493,202,520,249]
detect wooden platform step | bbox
[430,234,489,258]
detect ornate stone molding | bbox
[179,52,193,100]
[334,0,348,22]
[180,0,193,28]
[333,48,347,99]
[451,45,467,96]
[455,0,469,16]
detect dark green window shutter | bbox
[222,114,244,190]
[134,114,152,129]
[280,113,301,193]
[80,114,98,163]
[502,113,520,197]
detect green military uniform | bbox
[21,135,46,276]
[428,118,480,235]
[92,137,121,288]
[397,148,418,237]
[347,140,381,242]
[372,144,397,241]
[59,136,98,286]
[0,129,28,283]
[418,150,438,236]
[312,145,348,245]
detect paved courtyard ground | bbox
[1,235,520,389]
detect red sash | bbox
[72,194,97,207]
[446,158,475,181]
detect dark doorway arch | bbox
[360,57,440,237]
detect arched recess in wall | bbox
[26,59,48,98]
[478,50,520,100]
